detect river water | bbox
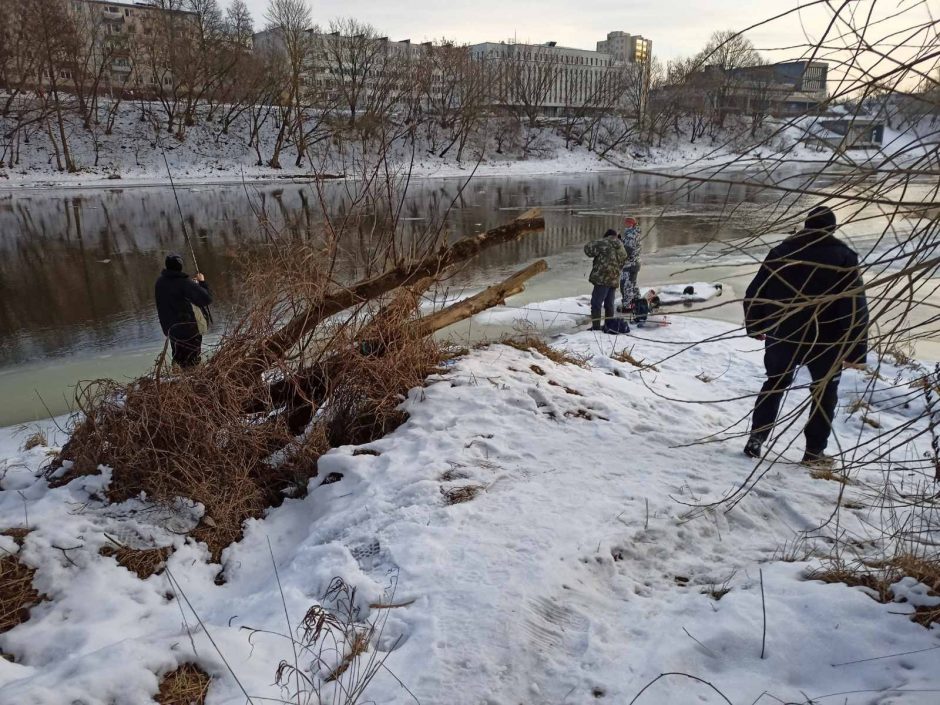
[0,170,928,426]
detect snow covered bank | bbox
[0,99,825,191]
[0,100,627,190]
[0,140,625,191]
[1,312,938,704]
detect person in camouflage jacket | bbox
[584,229,629,331]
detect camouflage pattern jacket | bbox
[620,225,642,265]
[584,238,629,288]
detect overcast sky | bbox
[238,0,929,62]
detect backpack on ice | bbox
[604,317,631,334]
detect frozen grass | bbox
[0,551,41,642]
[612,347,659,371]
[500,335,590,367]
[155,664,211,705]
[98,540,173,580]
[807,553,940,627]
[441,484,485,505]
[19,431,46,452]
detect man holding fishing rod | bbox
[153,152,213,368]
[155,253,213,368]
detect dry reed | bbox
[155,664,211,705]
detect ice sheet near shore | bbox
[1,310,938,705]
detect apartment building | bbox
[0,0,197,96]
[254,27,432,113]
[78,0,199,91]
[596,31,653,65]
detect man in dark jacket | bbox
[155,253,213,368]
[743,206,868,465]
[585,229,629,333]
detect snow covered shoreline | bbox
[1,309,938,704]
[0,151,624,191]
[0,144,736,192]
[0,102,824,192]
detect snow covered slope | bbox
[1,313,938,704]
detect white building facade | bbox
[469,31,652,117]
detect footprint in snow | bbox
[348,538,399,577]
[523,596,591,657]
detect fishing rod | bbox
[162,148,212,325]
[161,149,200,273]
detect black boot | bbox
[744,435,763,458]
[589,308,603,331]
[801,450,835,469]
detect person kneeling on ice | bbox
[155,253,213,368]
[619,217,644,317]
[584,229,629,333]
[742,206,868,467]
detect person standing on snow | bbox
[619,216,643,306]
[155,253,213,368]
[585,229,629,333]
[742,206,868,467]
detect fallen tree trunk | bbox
[242,209,545,372]
[409,259,548,337]
[272,259,550,435]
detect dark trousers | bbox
[170,335,203,368]
[751,341,842,454]
[590,285,616,328]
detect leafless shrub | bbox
[43,190,540,563]
[48,244,443,561]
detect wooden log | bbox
[239,210,545,372]
[409,260,548,337]
[270,260,549,435]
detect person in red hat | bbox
[619,216,643,314]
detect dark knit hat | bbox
[805,206,837,233]
[604,228,618,238]
[165,253,184,272]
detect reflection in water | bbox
[0,172,770,368]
